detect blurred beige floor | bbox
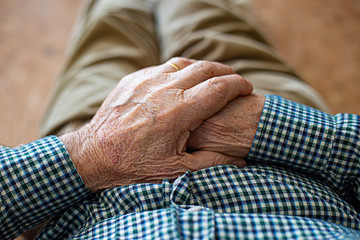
[0,0,82,147]
[0,0,359,149]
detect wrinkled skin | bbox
[61,58,253,192]
[188,94,266,158]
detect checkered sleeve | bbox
[247,95,360,204]
[0,136,91,240]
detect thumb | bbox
[180,151,246,171]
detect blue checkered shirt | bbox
[1,95,360,239]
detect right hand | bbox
[188,94,265,158]
[60,58,253,192]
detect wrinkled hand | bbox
[60,58,253,191]
[188,94,265,158]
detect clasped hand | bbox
[61,58,258,192]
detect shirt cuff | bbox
[0,136,91,239]
[246,95,335,176]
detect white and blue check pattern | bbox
[249,96,360,206]
[0,137,90,240]
[1,95,359,239]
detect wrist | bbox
[59,126,99,192]
[237,94,265,158]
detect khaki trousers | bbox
[39,0,329,137]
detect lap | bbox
[40,0,329,137]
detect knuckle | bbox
[235,74,246,84]
[207,77,228,97]
[169,57,185,62]
[168,57,192,65]
[167,57,195,71]
[196,61,214,78]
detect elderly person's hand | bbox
[188,94,266,158]
[60,58,253,192]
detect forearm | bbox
[0,136,90,240]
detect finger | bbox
[184,74,253,130]
[160,57,196,73]
[180,151,246,171]
[171,61,235,89]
